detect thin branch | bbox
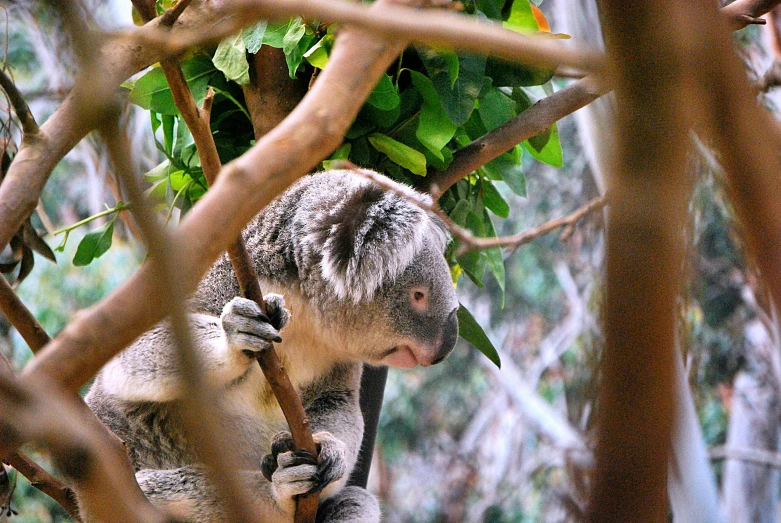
[722,0,781,29]
[3,452,80,520]
[350,166,607,255]
[0,68,39,136]
[100,113,261,523]
[142,1,320,510]
[0,276,49,352]
[710,445,781,469]
[425,75,610,195]
[160,0,193,27]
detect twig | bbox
[160,0,193,27]
[347,166,607,255]
[0,68,39,136]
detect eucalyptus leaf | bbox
[523,123,563,167]
[484,210,505,308]
[263,20,292,47]
[128,57,216,115]
[73,220,115,266]
[242,20,268,54]
[418,48,486,126]
[479,87,517,132]
[367,74,400,111]
[368,133,427,176]
[482,180,510,218]
[505,0,538,32]
[213,32,250,85]
[410,71,456,161]
[457,304,501,367]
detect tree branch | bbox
[424,75,610,195]
[3,452,80,520]
[351,166,607,254]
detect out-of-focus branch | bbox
[140,3,320,512]
[127,0,606,74]
[0,68,39,136]
[424,75,610,195]
[588,0,696,521]
[711,445,781,468]
[0,252,164,521]
[99,112,262,522]
[0,277,49,352]
[0,371,171,523]
[721,0,781,29]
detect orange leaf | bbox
[531,5,550,32]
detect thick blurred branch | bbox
[0,254,164,521]
[588,0,697,520]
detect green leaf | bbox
[368,133,427,176]
[304,35,333,69]
[479,87,517,132]
[457,211,487,284]
[128,58,216,115]
[523,122,563,167]
[322,143,352,170]
[485,58,554,87]
[482,146,527,197]
[418,48,486,126]
[484,210,505,308]
[143,159,174,183]
[242,20,268,54]
[505,0,538,32]
[457,304,501,367]
[482,180,510,218]
[263,20,292,47]
[73,220,115,266]
[283,19,316,78]
[367,74,400,111]
[410,71,457,161]
[213,32,250,85]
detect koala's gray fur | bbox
[86,170,460,522]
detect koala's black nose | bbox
[433,307,459,365]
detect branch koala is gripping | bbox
[85,170,459,522]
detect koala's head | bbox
[302,170,459,367]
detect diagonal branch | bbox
[424,75,610,195]
[722,0,781,29]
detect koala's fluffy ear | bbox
[309,174,448,303]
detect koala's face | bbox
[370,243,459,368]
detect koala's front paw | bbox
[261,431,348,513]
[221,294,289,358]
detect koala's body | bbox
[85,170,459,522]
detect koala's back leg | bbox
[316,486,380,523]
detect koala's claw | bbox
[262,430,348,502]
[221,295,289,356]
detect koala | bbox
[85,170,460,522]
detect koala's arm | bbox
[96,295,288,403]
